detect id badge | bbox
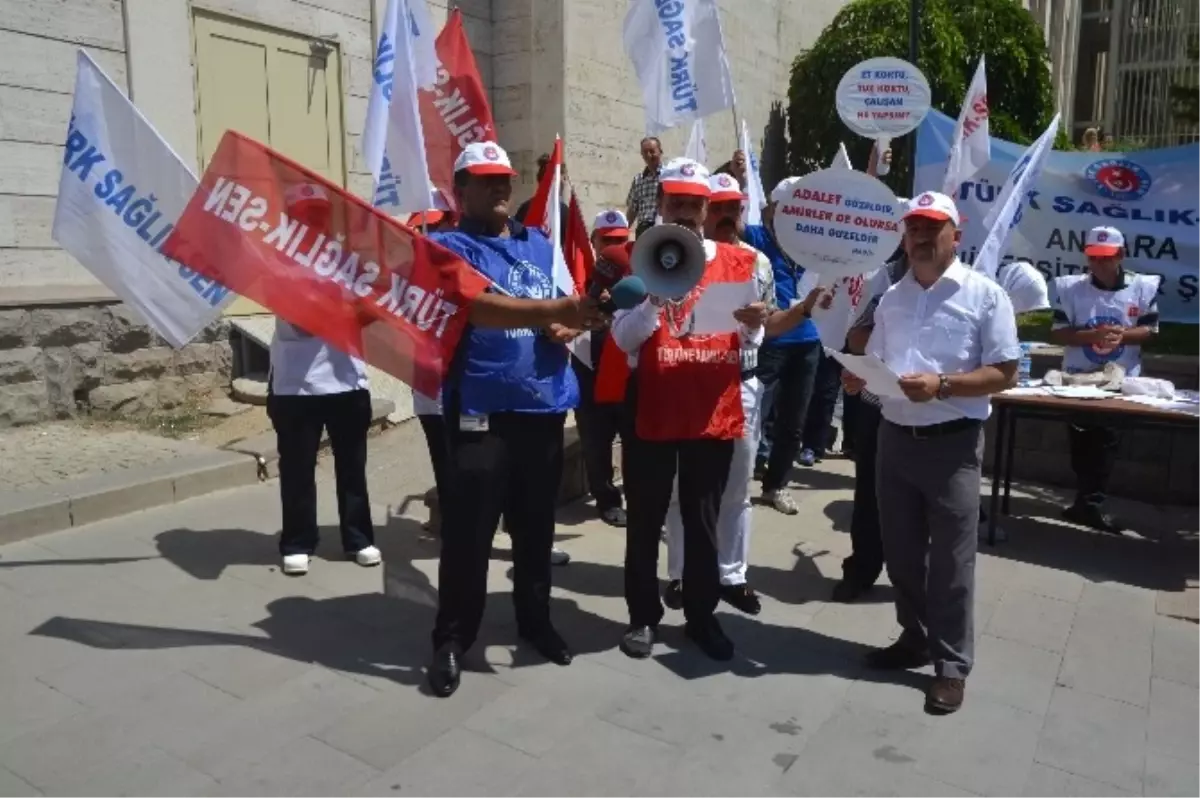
[459,414,489,432]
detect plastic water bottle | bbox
[1018,342,1033,386]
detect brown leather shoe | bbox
[864,640,930,670]
[926,677,965,714]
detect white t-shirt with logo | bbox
[1051,271,1160,376]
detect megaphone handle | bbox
[874,136,891,176]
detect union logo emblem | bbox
[483,145,500,161]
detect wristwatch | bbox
[936,374,952,400]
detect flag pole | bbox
[731,103,740,149]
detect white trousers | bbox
[665,378,763,586]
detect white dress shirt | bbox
[269,320,369,396]
[868,258,1020,426]
[611,240,765,366]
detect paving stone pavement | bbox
[0,421,1196,797]
[0,424,215,494]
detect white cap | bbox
[659,157,711,196]
[453,141,517,176]
[592,209,630,236]
[770,177,800,204]
[709,173,746,203]
[1085,226,1124,256]
[903,191,961,226]
[999,260,1050,315]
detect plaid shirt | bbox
[853,253,908,407]
[625,166,661,225]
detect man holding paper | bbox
[843,191,1020,715]
[611,158,768,662]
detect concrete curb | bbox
[0,450,258,546]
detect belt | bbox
[885,417,982,440]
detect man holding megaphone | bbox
[611,157,769,662]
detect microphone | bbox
[595,275,647,314]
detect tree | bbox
[787,0,1058,192]
[1169,34,1198,135]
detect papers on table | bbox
[1002,385,1115,400]
[826,349,908,400]
[1119,394,1200,416]
[691,280,759,335]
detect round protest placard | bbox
[774,168,902,279]
[836,57,932,175]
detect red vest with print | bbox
[635,243,754,441]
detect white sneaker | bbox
[765,489,798,516]
[353,546,382,567]
[282,553,310,575]
[550,546,571,566]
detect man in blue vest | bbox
[744,178,824,515]
[426,141,599,698]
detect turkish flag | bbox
[161,131,489,398]
[520,138,592,294]
[420,9,496,209]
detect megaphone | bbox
[631,224,706,300]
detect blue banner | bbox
[917,110,1199,323]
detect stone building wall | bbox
[0,299,232,426]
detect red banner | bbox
[420,9,496,208]
[161,131,489,398]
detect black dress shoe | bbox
[600,506,627,527]
[519,626,573,666]
[663,579,683,610]
[831,579,873,603]
[719,584,761,615]
[864,640,930,671]
[427,643,462,697]
[620,625,657,659]
[1062,503,1123,534]
[685,616,734,661]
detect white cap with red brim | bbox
[1084,226,1125,257]
[593,209,630,237]
[903,191,961,226]
[659,157,711,197]
[709,173,746,203]
[453,141,517,176]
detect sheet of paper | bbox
[1046,385,1114,400]
[1001,386,1051,396]
[1119,394,1200,415]
[826,349,908,400]
[690,280,758,335]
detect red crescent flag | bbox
[420,9,496,208]
[520,138,591,294]
[161,131,489,398]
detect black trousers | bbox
[267,389,374,556]
[1069,420,1120,507]
[802,349,843,456]
[418,413,450,514]
[432,411,565,651]
[843,400,884,586]
[756,341,822,491]
[572,358,625,512]
[842,390,863,453]
[623,426,732,628]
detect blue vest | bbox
[432,219,579,416]
[743,224,820,346]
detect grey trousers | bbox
[876,420,983,680]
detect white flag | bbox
[52,50,233,348]
[739,119,766,227]
[830,142,853,170]
[685,117,708,164]
[942,56,990,196]
[972,113,1060,280]
[362,0,439,212]
[623,0,736,135]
